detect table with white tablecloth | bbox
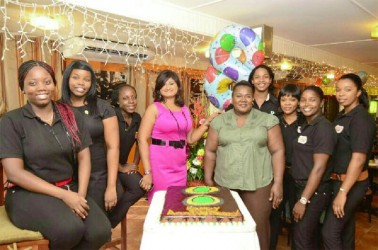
[140,190,260,250]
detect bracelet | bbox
[144,170,152,175]
[299,196,309,205]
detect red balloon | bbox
[252,50,264,66]
[215,47,230,65]
[315,77,322,86]
[205,66,219,83]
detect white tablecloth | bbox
[140,190,260,250]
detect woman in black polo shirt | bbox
[322,73,375,249]
[270,84,304,249]
[107,83,145,227]
[291,86,337,250]
[0,60,111,249]
[248,64,279,115]
[61,60,120,215]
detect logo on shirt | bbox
[298,135,307,144]
[335,125,344,133]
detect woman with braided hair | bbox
[0,60,111,249]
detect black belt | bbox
[151,138,186,149]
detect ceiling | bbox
[1,0,377,72]
[159,0,378,69]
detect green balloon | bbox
[258,41,264,51]
[220,34,235,52]
[322,76,331,85]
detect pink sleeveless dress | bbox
[148,102,192,202]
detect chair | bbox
[99,215,127,250]
[0,163,50,250]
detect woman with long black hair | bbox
[322,73,375,249]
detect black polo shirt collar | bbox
[337,104,364,118]
[253,93,279,115]
[115,107,138,128]
[22,102,59,123]
[299,114,325,132]
[22,102,38,119]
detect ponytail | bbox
[359,88,370,109]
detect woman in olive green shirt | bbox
[204,80,285,250]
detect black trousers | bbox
[5,184,111,250]
[293,181,332,250]
[269,171,296,249]
[322,179,368,250]
[108,171,145,228]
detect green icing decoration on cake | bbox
[192,195,215,205]
[193,186,211,193]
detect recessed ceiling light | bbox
[30,15,60,30]
[371,25,378,39]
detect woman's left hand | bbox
[205,111,222,125]
[332,191,347,218]
[269,182,283,209]
[293,201,306,222]
[104,186,117,211]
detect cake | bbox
[160,186,243,223]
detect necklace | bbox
[166,106,188,141]
[123,118,132,132]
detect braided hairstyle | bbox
[55,101,82,151]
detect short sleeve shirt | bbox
[253,93,279,116]
[0,102,92,183]
[279,113,305,166]
[211,109,279,191]
[331,104,376,173]
[115,107,141,165]
[291,115,336,180]
[73,98,116,173]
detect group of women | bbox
[0,60,146,249]
[204,64,375,250]
[0,60,375,250]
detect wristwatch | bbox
[299,196,309,205]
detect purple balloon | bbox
[208,96,220,108]
[224,67,239,81]
[240,28,256,47]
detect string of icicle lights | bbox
[266,53,378,95]
[1,0,207,66]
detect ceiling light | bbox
[371,25,378,39]
[327,73,335,79]
[280,59,292,71]
[30,15,60,30]
[205,50,210,58]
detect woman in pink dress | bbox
[138,70,219,202]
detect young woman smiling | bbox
[291,86,337,250]
[322,73,375,249]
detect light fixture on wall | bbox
[30,15,60,30]
[371,25,378,39]
[369,99,378,115]
[280,59,292,71]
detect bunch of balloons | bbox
[204,25,264,109]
